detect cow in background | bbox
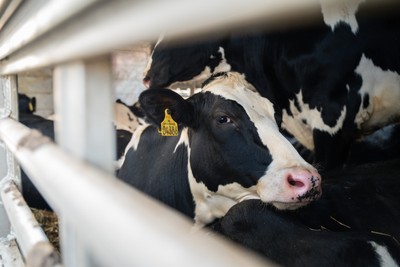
[114,99,144,133]
[210,199,400,267]
[143,2,400,170]
[210,158,400,266]
[17,93,36,114]
[17,94,138,210]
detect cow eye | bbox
[217,115,231,124]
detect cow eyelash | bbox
[217,115,232,124]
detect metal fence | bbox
[0,0,395,266]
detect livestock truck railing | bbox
[0,0,397,266]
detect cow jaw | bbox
[187,153,259,226]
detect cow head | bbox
[18,93,36,114]
[140,72,321,225]
[143,37,229,88]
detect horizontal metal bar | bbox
[0,0,324,74]
[0,0,23,33]
[1,0,398,75]
[0,0,98,59]
[0,118,275,267]
[0,180,61,266]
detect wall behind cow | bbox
[17,43,152,117]
[18,68,53,118]
[112,42,151,105]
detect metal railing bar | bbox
[0,0,23,32]
[0,0,99,59]
[0,180,61,267]
[0,0,324,75]
[1,0,397,75]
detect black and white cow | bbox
[117,72,321,226]
[17,94,135,210]
[18,93,36,114]
[114,99,144,133]
[210,199,400,267]
[209,158,400,266]
[143,3,400,170]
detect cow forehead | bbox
[202,73,276,125]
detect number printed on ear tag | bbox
[159,109,178,136]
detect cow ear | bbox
[139,88,193,127]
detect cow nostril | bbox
[287,175,305,188]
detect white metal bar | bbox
[53,61,90,267]
[0,0,23,32]
[1,0,398,75]
[0,180,60,263]
[0,118,274,267]
[0,142,11,238]
[0,75,19,238]
[53,58,115,173]
[0,75,18,120]
[53,58,115,266]
[0,238,24,267]
[59,218,92,267]
[0,0,98,59]
[0,0,322,74]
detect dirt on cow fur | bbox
[31,208,60,252]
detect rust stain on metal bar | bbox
[17,130,52,151]
[26,241,61,267]
[3,181,27,206]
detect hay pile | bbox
[31,208,60,251]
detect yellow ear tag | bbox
[159,109,178,136]
[28,102,34,112]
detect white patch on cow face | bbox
[354,54,400,130]
[201,72,319,209]
[368,241,398,267]
[319,0,364,34]
[183,125,250,226]
[187,148,260,226]
[281,91,347,150]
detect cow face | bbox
[143,38,228,88]
[140,72,321,225]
